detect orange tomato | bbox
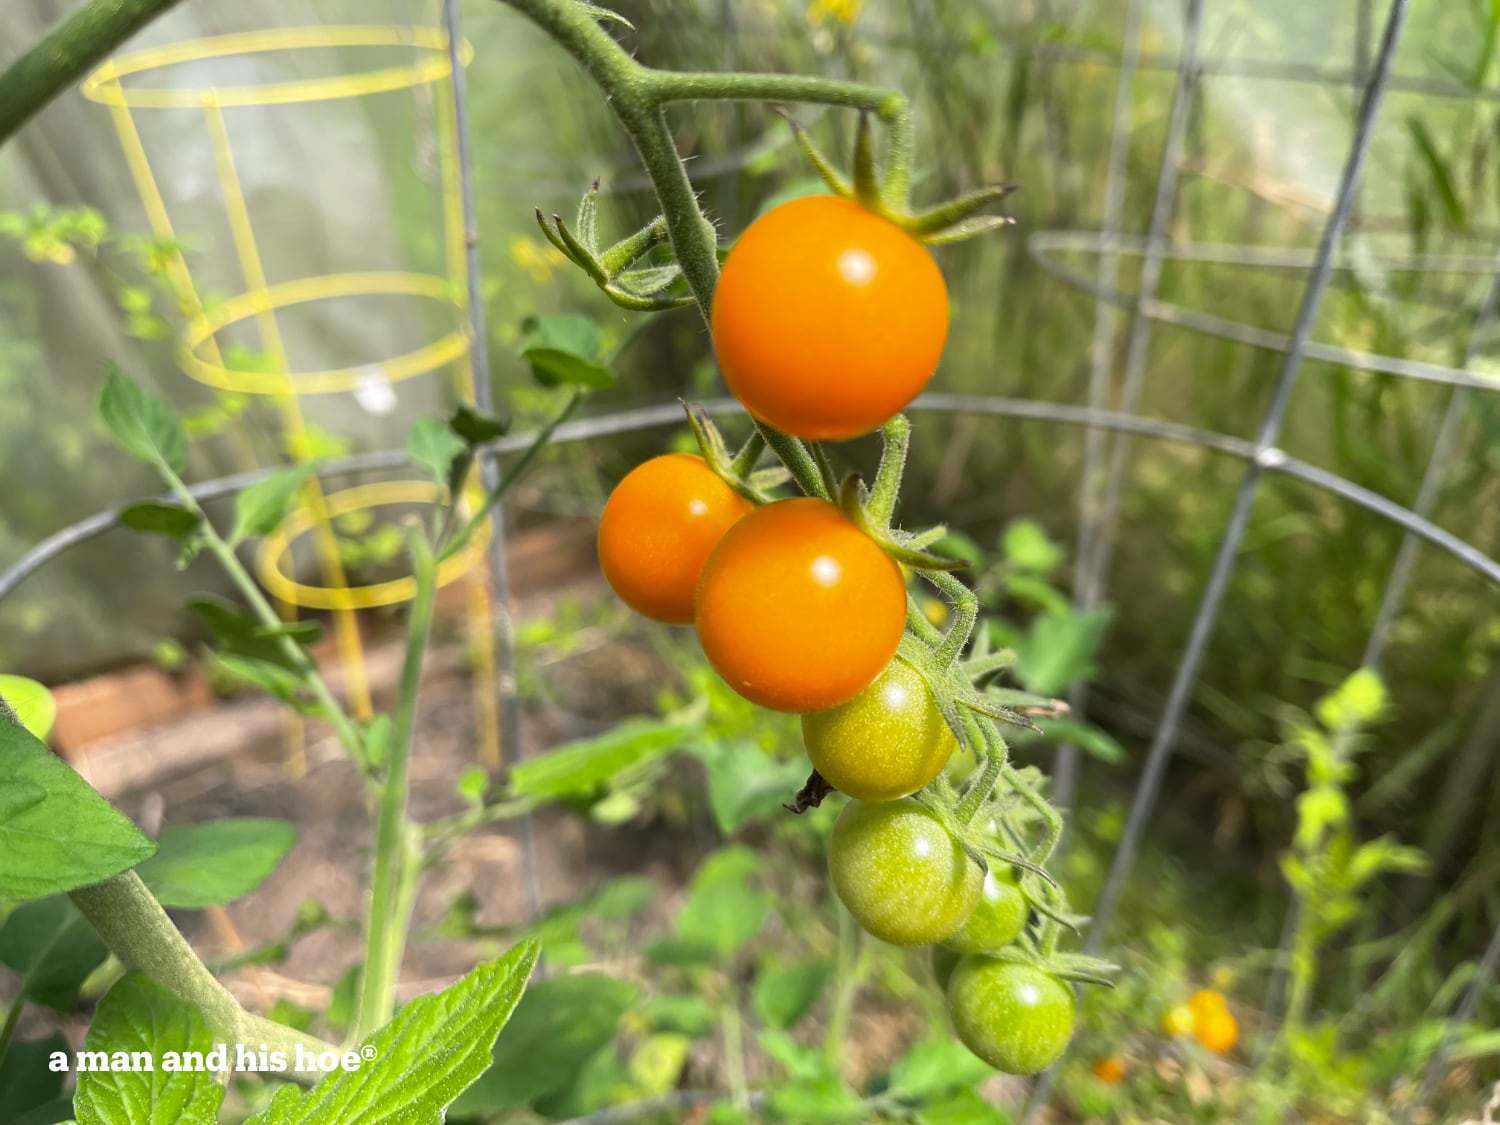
[1091,1056,1127,1084]
[711,194,949,441]
[1188,989,1228,1021]
[1193,1006,1239,1054]
[694,497,906,711]
[597,454,753,624]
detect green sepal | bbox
[923,215,1018,246]
[777,110,852,198]
[851,112,882,211]
[903,183,1018,238]
[576,177,601,254]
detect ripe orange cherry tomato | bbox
[597,453,753,625]
[1188,989,1228,1022]
[694,497,906,712]
[1193,1006,1239,1054]
[1091,1056,1127,1085]
[711,194,949,441]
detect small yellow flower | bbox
[1162,1003,1195,1037]
[509,234,566,285]
[807,0,863,28]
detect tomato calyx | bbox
[780,110,1018,244]
[681,401,790,505]
[535,179,697,312]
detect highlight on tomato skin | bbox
[694,496,907,713]
[711,193,949,442]
[596,453,754,625]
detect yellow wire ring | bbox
[176,271,470,395]
[256,481,492,611]
[80,26,473,109]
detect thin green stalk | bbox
[352,532,439,1043]
[721,991,750,1114]
[70,873,335,1081]
[867,416,910,528]
[753,420,831,500]
[728,430,767,476]
[444,390,584,561]
[163,475,365,761]
[956,736,1005,825]
[928,570,978,667]
[824,903,861,1070]
[1000,761,1062,864]
[0,0,187,146]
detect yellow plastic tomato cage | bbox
[82,27,503,772]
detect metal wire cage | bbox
[2,0,1499,1118]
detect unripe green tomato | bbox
[942,866,1028,954]
[947,958,1075,1075]
[827,798,982,945]
[801,657,957,801]
[930,945,963,991]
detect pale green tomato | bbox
[802,657,956,801]
[947,958,1075,1075]
[942,866,1028,954]
[827,798,982,945]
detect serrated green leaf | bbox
[449,404,508,446]
[0,719,155,900]
[248,941,538,1125]
[98,366,186,475]
[0,675,58,742]
[450,971,636,1115]
[639,993,717,1038]
[119,502,201,541]
[674,847,772,960]
[1014,608,1112,696]
[691,738,809,833]
[190,595,303,673]
[230,463,320,546]
[136,818,297,908]
[1001,518,1062,572]
[0,897,107,1010]
[73,974,224,1125]
[752,960,831,1030]
[406,417,467,489]
[885,1037,993,1101]
[768,1077,866,1123]
[509,717,691,802]
[519,314,615,389]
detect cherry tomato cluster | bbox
[596,194,1078,1075]
[1163,989,1240,1055]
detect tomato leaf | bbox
[229,462,321,546]
[98,365,186,475]
[450,971,635,1115]
[753,960,831,1029]
[248,941,538,1125]
[136,818,298,908]
[509,716,693,802]
[0,897,107,1010]
[519,314,616,389]
[0,718,155,901]
[449,403,508,446]
[406,417,468,489]
[0,1033,69,1122]
[120,501,201,541]
[1014,608,1112,696]
[73,974,224,1125]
